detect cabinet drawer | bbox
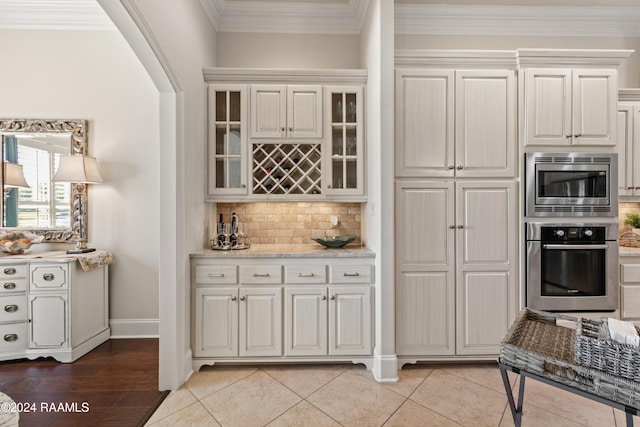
[621,264,640,283]
[622,285,640,318]
[240,265,282,284]
[195,265,238,284]
[0,322,27,352]
[0,265,27,279]
[330,265,372,284]
[285,266,327,284]
[0,295,28,322]
[30,265,68,290]
[0,279,27,294]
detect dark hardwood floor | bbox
[0,339,168,427]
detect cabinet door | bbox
[193,287,238,357]
[395,69,454,178]
[284,287,327,356]
[29,294,68,348]
[524,68,572,146]
[288,86,322,139]
[251,85,287,138]
[395,181,455,355]
[572,69,617,146]
[455,181,517,355]
[325,86,365,196]
[455,70,515,177]
[329,286,371,355]
[617,105,635,197]
[239,287,282,357]
[208,85,248,197]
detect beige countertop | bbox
[620,246,640,257]
[191,244,375,259]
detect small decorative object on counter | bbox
[624,210,640,235]
[0,231,44,255]
[311,235,358,248]
[210,213,250,250]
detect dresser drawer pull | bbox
[343,272,360,277]
[3,283,16,290]
[207,273,225,278]
[42,273,55,281]
[4,334,17,342]
[4,304,18,313]
[297,273,315,277]
[252,273,270,277]
[3,268,16,275]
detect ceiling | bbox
[0,0,639,36]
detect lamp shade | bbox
[4,161,29,188]
[53,155,103,184]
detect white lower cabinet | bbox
[191,255,374,368]
[619,259,640,320]
[0,256,110,362]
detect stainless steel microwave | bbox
[525,152,617,217]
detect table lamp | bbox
[53,155,103,254]
[3,161,29,192]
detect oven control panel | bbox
[540,226,606,243]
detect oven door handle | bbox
[543,244,609,250]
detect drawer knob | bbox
[252,273,270,277]
[3,334,17,342]
[4,304,18,313]
[240,296,246,301]
[343,272,360,277]
[3,283,16,290]
[231,296,237,301]
[330,295,336,300]
[43,273,55,281]
[3,268,16,275]
[298,273,315,277]
[321,295,327,300]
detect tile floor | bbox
[145,362,638,426]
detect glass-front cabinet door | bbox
[325,86,364,197]
[207,85,248,197]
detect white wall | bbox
[0,29,160,326]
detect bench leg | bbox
[626,409,634,427]
[500,364,525,426]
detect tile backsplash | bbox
[213,202,362,246]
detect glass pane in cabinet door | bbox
[229,158,241,188]
[346,159,357,189]
[332,128,343,156]
[228,126,241,155]
[346,127,357,156]
[346,93,357,123]
[216,126,227,154]
[215,92,227,121]
[229,91,241,122]
[332,93,343,123]
[215,159,226,188]
[332,160,344,189]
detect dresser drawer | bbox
[0,265,27,279]
[285,266,327,284]
[195,265,238,284]
[0,295,28,322]
[30,265,68,290]
[330,265,372,284]
[0,322,28,352]
[240,265,282,284]
[0,279,27,294]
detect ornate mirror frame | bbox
[0,119,89,243]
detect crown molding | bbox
[619,88,640,102]
[517,48,634,68]
[395,49,518,69]
[200,0,369,34]
[395,4,640,37]
[0,0,114,30]
[203,67,367,83]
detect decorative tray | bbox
[209,243,250,251]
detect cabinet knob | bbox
[628,186,635,190]
[448,165,455,170]
[288,127,293,132]
[3,283,16,290]
[574,134,582,138]
[321,295,327,300]
[298,273,315,277]
[240,296,246,301]
[241,184,246,189]
[42,273,55,281]
[3,334,17,342]
[280,127,285,132]
[449,225,455,229]
[4,304,18,313]
[3,268,16,275]
[456,166,463,170]
[330,295,335,300]
[635,187,640,190]
[457,225,464,229]
[252,273,270,277]
[343,272,360,277]
[231,296,237,301]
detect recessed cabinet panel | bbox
[30,265,67,290]
[329,286,371,355]
[194,288,238,357]
[525,69,571,145]
[284,287,327,356]
[621,285,640,318]
[29,294,68,348]
[239,287,282,357]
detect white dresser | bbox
[0,251,110,363]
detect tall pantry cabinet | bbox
[395,52,518,361]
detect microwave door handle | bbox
[543,244,609,250]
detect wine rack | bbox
[252,143,322,195]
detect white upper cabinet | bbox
[617,90,640,199]
[396,69,515,178]
[524,68,617,146]
[251,85,323,139]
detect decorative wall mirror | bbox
[0,119,89,243]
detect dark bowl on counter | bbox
[311,236,357,248]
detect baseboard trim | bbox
[372,353,399,383]
[109,319,159,338]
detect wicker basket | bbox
[500,309,640,409]
[575,317,640,382]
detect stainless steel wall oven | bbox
[526,222,618,312]
[525,152,617,217]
